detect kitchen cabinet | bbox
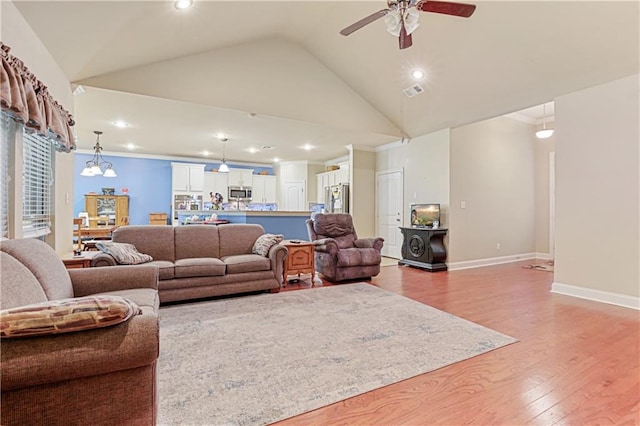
[172,163,205,192]
[228,168,254,187]
[316,166,349,203]
[252,175,277,203]
[84,194,129,226]
[204,171,229,199]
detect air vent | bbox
[403,84,424,98]
[260,145,275,150]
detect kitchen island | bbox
[175,210,312,240]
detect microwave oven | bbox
[228,186,252,200]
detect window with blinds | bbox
[22,130,54,238]
[0,112,11,240]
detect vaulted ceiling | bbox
[10,1,639,163]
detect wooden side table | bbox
[281,240,315,286]
[61,251,98,269]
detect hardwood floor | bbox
[276,261,640,425]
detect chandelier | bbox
[80,131,117,177]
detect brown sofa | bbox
[1,238,160,426]
[306,213,384,282]
[91,224,288,303]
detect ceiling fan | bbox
[340,0,476,50]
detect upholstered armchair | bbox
[1,238,160,425]
[306,213,384,282]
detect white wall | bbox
[553,74,639,305]
[534,133,555,256]
[350,147,376,237]
[376,129,450,227]
[449,116,536,263]
[2,1,75,254]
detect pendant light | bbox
[80,131,117,177]
[218,136,230,173]
[536,103,554,139]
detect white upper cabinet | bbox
[172,163,205,192]
[228,168,254,187]
[252,175,277,203]
[204,171,229,199]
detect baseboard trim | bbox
[551,282,640,311]
[448,253,537,271]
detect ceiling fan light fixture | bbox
[385,10,402,37]
[404,8,420,35]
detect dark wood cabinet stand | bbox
[398,227,448,272]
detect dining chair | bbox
[73,218,84,251]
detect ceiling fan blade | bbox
[417,1,476,18]
[340,9,389,36]
[399,21,413,49]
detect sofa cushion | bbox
[336,248,381,267]
[96,242,153,265]
[175,226,220,259]
[0,252,48,310]
[113,225,176,261]
[175,258,226,278]
[0,295,141,338]
[222,254,271,274]
[252,233,284,257]
[149,260,175,280]
[0,238,73,301]
[218,224,266,258]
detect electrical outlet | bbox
[496,242,501,250]
[460,201,466,209]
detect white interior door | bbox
[283,180,305,211]
[376,169,403,259]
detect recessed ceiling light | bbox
[174,0,193,10]
[273,158,280,163]
[217,132,227,141]
[112,120,129,128]
[411,69,425,80]
[126,143,135,150]
[247,147,258,154]
[302,144,314,151]
[202,150,210,156]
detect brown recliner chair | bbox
[306,213,384,282]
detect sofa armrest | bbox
[69,264,159,297]
[355,237,384,251]
[268,243,289,286]
[312,238,338,255]
[1,311,159,391]
[90,252,118,267]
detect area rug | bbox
[158,283,517,425]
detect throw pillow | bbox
[96,241,153,265]
[0,295,141,338]
[252,233,284,257]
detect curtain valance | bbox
[0,42,76,152]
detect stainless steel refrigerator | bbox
[324,183,349,213]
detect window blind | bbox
[22,129,53,238]
[0,112,11,240]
